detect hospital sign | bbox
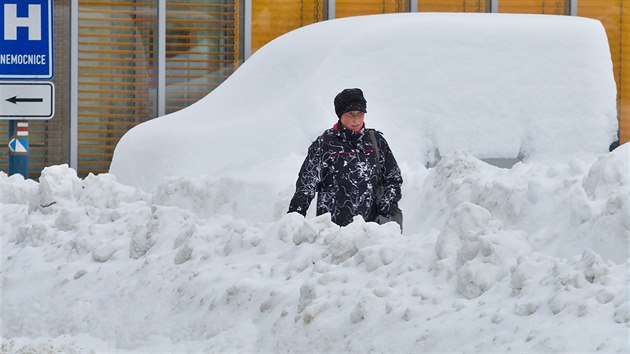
[0,0,53,79]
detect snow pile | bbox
[2,144,628,352]
[2,12,627,353]
[110,13,617,191]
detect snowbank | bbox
[2,144,628,352]
[3,12,626,353]
[110,13,617,192]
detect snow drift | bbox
[2,13,628,353]
[2,144,629,352]
[110,13,618,192]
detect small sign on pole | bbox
[8,120,29,177]
[1,0,54,179]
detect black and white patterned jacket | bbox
[288,122,403,226]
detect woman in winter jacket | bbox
[288,88,403,228]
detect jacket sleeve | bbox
[288,138,323,216]
[376,133,403,217]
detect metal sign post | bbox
[1,81,54,177]
[8,120,28,177]
[0,0,54,179]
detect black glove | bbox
[374,215,392,225]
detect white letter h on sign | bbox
[4,4,42,40]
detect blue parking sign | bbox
[0,0,53,79]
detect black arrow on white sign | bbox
[6,96,44,104]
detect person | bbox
[288,88,403,228]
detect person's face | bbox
[340,110,365,133]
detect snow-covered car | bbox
[111,13,617,191]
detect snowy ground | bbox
[2,144,629,353]
[2,13,629,353]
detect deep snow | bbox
[2,13,629,353]
[2,144,629,352]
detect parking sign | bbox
[0,0,53,79]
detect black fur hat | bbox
[334,88,367,118]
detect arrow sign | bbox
[6,96,44,104]
[0,82,54,119]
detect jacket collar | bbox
[333,120,364,143]
[333,120,365,133]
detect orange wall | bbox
[418,0,489,13]
[498,0,568,15]
[336,0,408,18]
[622,1,630,143]
[252,0,323,52]
[578,0,626,144]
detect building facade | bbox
[1,0,627,178]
